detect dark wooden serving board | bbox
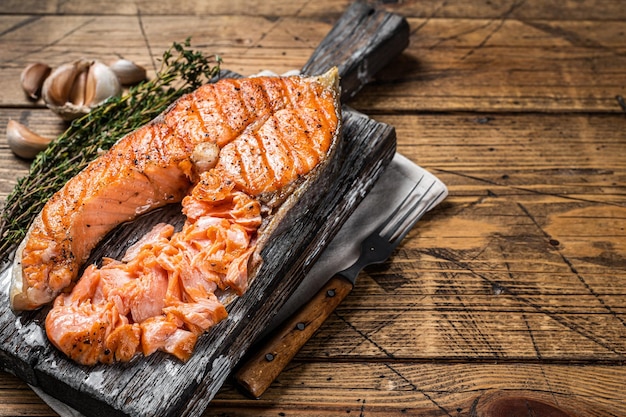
[0,3,409,417]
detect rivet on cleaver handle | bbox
[302,1,410,101]
[234,275,352,399]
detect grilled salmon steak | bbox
[10,68,341,365]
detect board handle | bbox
[234,275,353,399]
[302,1,410,101]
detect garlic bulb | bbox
[6,120,53,159]
[20,62,51,100]
[109,58,147,85]
[42,59,121,120]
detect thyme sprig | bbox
[0,39,222,261]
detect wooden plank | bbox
[1,15,626,112]
[4,361,625,417]
[298,246,626,359]
[208,362,626,416]
[0,373,57,417]
[0,0,354,18]
[3,0,626,21]
[354,17,626,113]
[384,113,626,170]
[385,0,626,21]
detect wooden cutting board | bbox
[0,3,409,417]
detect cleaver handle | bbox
[234,275,352,398]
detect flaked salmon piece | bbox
[45,172,251,363]
[140,315,197,361]
[164,296,228,335]
[44,264,141,365]
[121,222,175,262]
[30,68,340,365]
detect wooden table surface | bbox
[1,1,625,416]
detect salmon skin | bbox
[10,68,341,365]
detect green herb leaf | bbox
[0,39,221,261]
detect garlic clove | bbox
[20,63,52,100]
[109,58,147,85]
[84,60,121,108]
[41,61,82,108]
[70,69,88,107]
[6,119,53,159]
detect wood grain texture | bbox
[210,362,626,417]
[353,17,626,113]
[4,362,625,417]
[3,0,626,21]
[1,9,625,111]
[1,0,625,416]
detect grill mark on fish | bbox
[251,130,274,189]
[208,81,238,142]
[229,79,253,133]
[284,77,334,160]
[239,79,267,124]
[278,78,312,172]
[261,77,288,113]
[265,119,295,187]
[188,100,205,142]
